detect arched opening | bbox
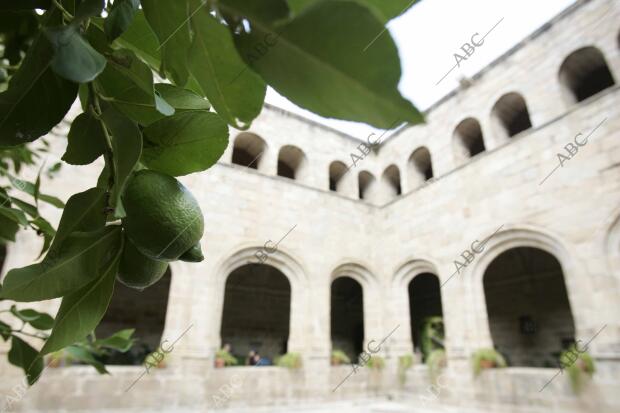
[221,264,291,364]
[277,145,307,180]
[331,277,364,362]
[408,147,433,188]
[454,118,485,162]
[358,170,376,200]
[96,268,172,365]
[559,46,615,104]
[408,273,444,362]
[381,164,402,198]
[491,92,532,139]
[483,247,576,367]
[231,133,266,169]
[329,161,348,192]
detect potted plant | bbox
[420,316,444,362]
[366,355,385,370]
[398,354,414,384]
[215,348,238,368]
[472,348,507,376]
[331,349,351,366]
[559,347,595,393]
[275,352,302,369]
[426,349,446,384]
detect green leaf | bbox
[220,0,290,23]
[62,112,106,165]
[40,242,121,356]
[1,226,122,302]
[75,0,104,21]
[64,345,109,374]
[0,33,77,147]
[188,5,266,129]
[233,0,422,129]
[10,306,55,330]
[93,328,135,352]
[4,171,65,208]
[105,0,140,41]
[143,111,229,176]
[154,84,210,111]
[95,49,174,125]
[0,213,19,241]
[100,108,142,217]
[141,0,192,86]
[113,11,161,69]
[0,320,11,341]
[0,205,28,227]
[45,25,107,83]
[8,335,44,385]
[49,187,107,256]
[287,0,417,21]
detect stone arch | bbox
[381,164,402,200]
[277,145,307,181]
[221,263,291,362]
[606,213,620,278]
[483,247,575,367]
[358,170,377,201]
[408,273,444,361]
[331,263,382,352]
[96,268,172,365]
[559,46,615,104]
[329,160,348,193]
[467,226,584,352]
[408,147,433,189]
[213,246,310,355]
[330,276,364,361]
[453,117,485,165]
[231,132,266,169]
[491,92,533,140]
[390,258,442,355]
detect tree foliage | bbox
[0,0,421,384]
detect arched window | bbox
[408,273,444,362]
[277,145,307,180]
[408,147,433,188]
[231,133,266,169]
[454,118,485,163]
[483,247,575,367]
[96,269,172,365]
[358,170,376,200]
[559,46,615,104]
[381,165,402,198]
[331,277,364,362]
[329,161,348,192]
[221,264,291,363]
[491,92,532,139]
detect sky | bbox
[265,0,578,139]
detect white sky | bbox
[266,0,577,139]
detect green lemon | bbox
[121,170,204,261]
[179,242,204,262]
[117,236,169,289]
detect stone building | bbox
[0,0,619,411]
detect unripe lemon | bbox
[121,170,204,261]
[117,236,169,289]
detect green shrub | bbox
[398,354,415,384]
[215,349,238,366]
[427,349,446,383]
[472,348,507,377]
[420,316,444,362]
[275,353,302,369]
[331,349,351,366]
[366,355,385,370]
[560,347,595,393]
